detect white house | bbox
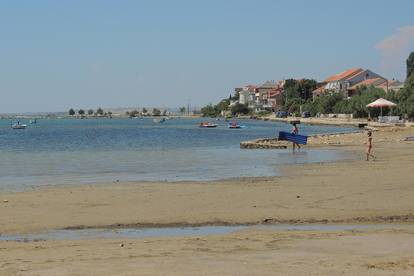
[237,85,257,109]
[313,68,387,98]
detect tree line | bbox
[125,108,168,117]
[68,107,112,117]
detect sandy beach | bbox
[1,125,414,275]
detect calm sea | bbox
[0,118,356,191]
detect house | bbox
[313,68,387,98]
[377,79,404,92]
[238,85,257,109]
[255,80,285,111]
[347,77,388,96]
[266,80,285,111]
[232,80,286,112]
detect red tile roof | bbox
[349,78,387,90]
[312,86,325,96]
[268,88,283,97]
[324,68,364,82]
[245,85,257,92]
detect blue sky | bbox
[1,0,414,113]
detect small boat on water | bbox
[30,119,37,124]
[11,121,27,129]
[153,118,166,123]
[228,121,245,129]
[199,122,218,128]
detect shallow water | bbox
[0,118,356,191]
[1,224,412,241]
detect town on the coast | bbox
[200,52,414,124]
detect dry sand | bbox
[1,126,414,275]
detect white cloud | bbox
[375,25,414,79]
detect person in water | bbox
[291,123,301,151]
[366,129,375,161]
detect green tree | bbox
[142,108,147,114]
[231,92,240,101]
[333,100,352,114]
[96,107,104,115]
[78,109,85,116]
[407,52,414,79]
[396,75,414,118]
[283,79,318,112]
[215,99,230,114]
[201,104,218,117]
[350,86,386,117]
[230,103,250,115]
[309,86,388,118]
[302,93,343,116]
[152,108,161,116]
[88,109,94,115]
[68,108,75,116]
[179,107,186,114]
[283,79,301,101]
[128,110,139,118]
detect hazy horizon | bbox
[1,0,414,113]
[0,105,196,116]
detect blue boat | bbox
[278,131,308,145]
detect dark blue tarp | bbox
[278,131,308,145]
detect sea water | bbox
[0,118,356,191]
[2,224,413,241]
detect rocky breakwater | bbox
[240,138,289,149]
[240,131,364,149]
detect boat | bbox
[30,119,37,124]
[11,121,27,129]
[228,121,245,129]
[199,122,218,128]
[153,118,166,123]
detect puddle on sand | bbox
[1,224,413,242]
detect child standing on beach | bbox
[366,130,375,161]
[291,123,301,151]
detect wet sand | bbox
[1,126,414,275]
[1,229,414,275]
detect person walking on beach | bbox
[366,130,375,161]
[291,123,301,151]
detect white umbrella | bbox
[366,98,396,117]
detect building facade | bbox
[313,68,388,99]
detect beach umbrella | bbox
[366,98,396,117]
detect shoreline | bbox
[61,214,414,232]
[1,127,413,235]
[1,125,414,275]
[257,114,414,128]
